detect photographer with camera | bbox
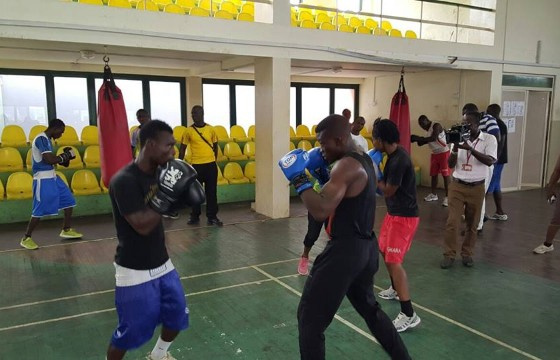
[440,111,497,269]
[411,115,450,207]
[532,153,560,254]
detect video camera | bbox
[445,124,470,144]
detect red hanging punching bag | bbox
[389,70,411,154]
[98,58,133,186]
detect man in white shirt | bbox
[441,111,497,269]
[351,116,369,152]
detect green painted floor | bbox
[0,214,559,359]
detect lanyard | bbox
[465,139,480,165]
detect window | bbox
[235,85,255,131]
[202,84,230,129]
[54,77,89,134]
[95,78,144,129]
[0,74,48,135]
[290,87,297,129]
[301,87,330,128]
[334,88,356,119]
[149,81,182,128]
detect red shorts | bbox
[378,214,420,264]
[430,151,451,176]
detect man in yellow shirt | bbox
[179,105,223,226]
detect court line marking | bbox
[0,258,299,312]
[251,266,380,345]
[0,274,298,333]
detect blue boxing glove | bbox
[367,149,384,182]
[278,149,313,195]
[306,147,330,186]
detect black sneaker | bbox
[462,256,474,267]
[440,257,455,269]
[187,217,200,225]
[162,211,179,220]
[207,218,223,227]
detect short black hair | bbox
[316,114,350,136]
[487,103,501,116]
[418,115,428,122]
[373,119,400,144]
[136,109,149,117]
[139,119,173,147]
[191,105,203,113]
[464,111,482,123]
[48,118,65,130]
[462,103,479,115]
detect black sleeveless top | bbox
[326,152,376,241]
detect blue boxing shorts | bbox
[111,260,189,350]
[32,173,76,218]
[487,163,504,194]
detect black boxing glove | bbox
[150,159,198,214]
[63,147,76,160]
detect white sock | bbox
[150,337,172,359]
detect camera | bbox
[445,124,470,144]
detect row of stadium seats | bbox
[0,125,98,148]
[74,0,255,21]
[0,146,100,171]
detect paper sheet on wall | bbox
[503,117,516,133]
[502,101,512,116]
[512,101,525,116]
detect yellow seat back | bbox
[240,2,253,15]
[220,1,238,15]
[213,125,230,141]
[71,169,102,195]
[300,19,316,29]
[389,29,402,37]
[0,178,4,200]
[315,12,330,24]
[243,141,256,159]
[230,125,248,141]
[214,9,233,19]
[298,10,313,22]
[244,161,256,183]
[137,0,160,11]
[216,145,228,162]
[311,125,317,135]
[26,149,32,168]
[247,125,255,139]
[83,145,101,168]
[237,12,253,21]
[175,0,195,11]
[289,142,296,151]
[296,125,311,137]
[223,162,250,184]
[405,30,417,39]
[297,140,312,151]
[381,20,392,31]
[164,3,185,14]
[189,6,210,16]
[364,18,378,30]
[56,171,69,186]
[332,14,347,26]
[81,125,99,146]
[355,25,370,34]
[217,165,229,185]
[319,22,336,31]
[339,24,353,33]
[223,142,247,160]
[1,125,27,147]
[108,0,132,8]
[0,147,24,172]
[78,0,104,5]
[290,126,297,139]
[100,177,109,193]
[56,146,83,169]
[28,125,48,144]
[348,16,362,28]
[314,141,320,148]
[198,0,218,12]
[154,0,173,10]
[374,27,387,36]
[56,125,81,146]
[6,172,33,200]
[173,126,188,143]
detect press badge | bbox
[461,164,473,172]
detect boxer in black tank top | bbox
[297,115,410,360]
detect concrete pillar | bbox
[186,76,202,126]
[254,57,291,219]
[272,0,291,26]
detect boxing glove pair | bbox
[278,148,330,195]
[150,159,206,215]
[58,147,76,168]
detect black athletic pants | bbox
[191,162,218,220]
[304,212,326,248]
[297,237,410,360]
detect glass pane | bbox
[202,84,230,129]
[290,87,296,129]
[235,85,255,131]
[451,0,496,9]
[421,23,457,42]
[149,81,182,128]
[458,7,495,29]
[457,27,494,45]
[422,2,458,25]
[95,78,144,129]
[0,74,48,136]
[337,0,360,12]
[381,0,421,19]
[301,87,329,128]
[334,88,355,120]
[54,77,89,134]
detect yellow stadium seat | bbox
[213,125,231,142]
[153,0,172,10]
[389,29,402,37]
[244,161,256,183]
[56,125,81,146]
[223,162,250,184]
[6,172,33,200]
[314,141,320,148]
[243,141,255,160]
[25,149,32,168]
[291,18,297,27]
[315,12,330,24]
[290,126,301,141]
[0,147,24,172]
[189,6,209,16]
[311,125,317,135]
[28,125,48,143]
[214,9,233,19]
[230,0,242,6]
[247,125,255,139]
[108,0,132,8]
[175,0,195,11]
[289,142,296,151]
[230,125,250,142]
[381,20,392,31]
[355,25,371,34]
[220,1,237,15]
[100,177,109,193]
[367,138,374,150]
[300,20,316,29]
[223,142,248,160]
[374,27,387,36]
[240,2,253,16]
[71,170,102,195]
[56,171,69,186]
[297,140,312,151]
[78,0,104,5]
[217,165,229,185]
[298,10,313,22]
[0,179,4,200]
[405,30,418,39]
[364,18,378,30]
[216,145,228,162]
[198,0,218,12]
[1,125,27,147]
[296,125,314,140]
[332,14,347,26]
[56,146,83,169]
[319,22,336,31]
[173,126,188,143]
[137,0,160,11]
[339,24,354,33]
[83,145,101,168]
[237,12,253,21]
[348,16,362,28]
[81,125,99,146]
[164,3,185,14]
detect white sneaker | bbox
[533,244,554,254]
[393,312,421,332]
[424,193,438,202]
[378,286,399,300]
[442,197,449,207]
[146,352,176,360]
[489,213,508,221]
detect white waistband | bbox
[33,169,56,180]
[114,259,175,287]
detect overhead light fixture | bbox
[80,50,96,60]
